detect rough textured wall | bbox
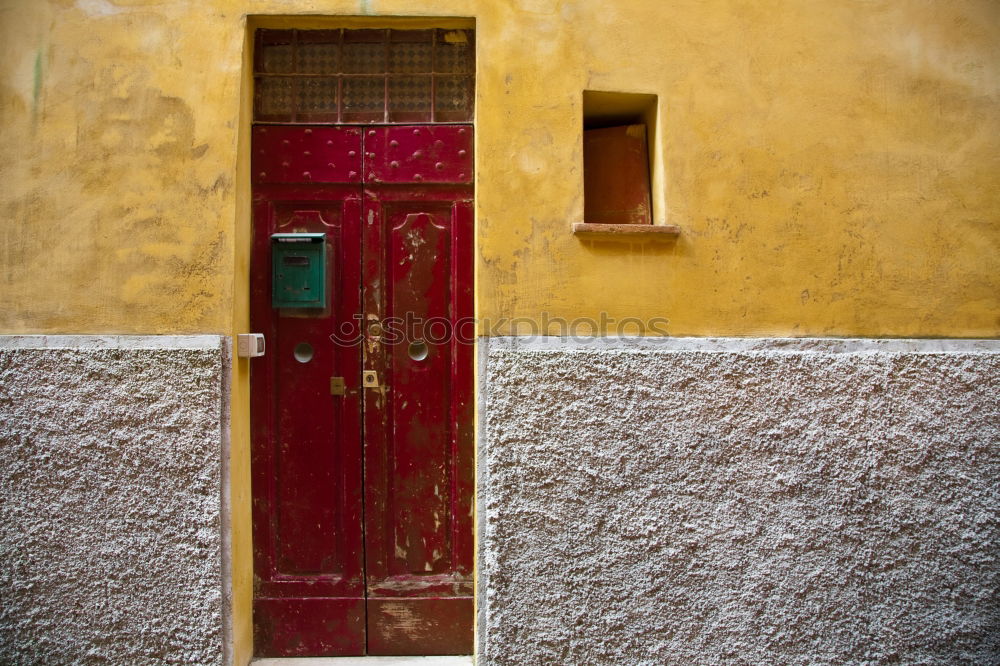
[0,336,229,666]
[479,338,1000,665]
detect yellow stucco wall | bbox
[3,1,999,663]
[3,0,998,338]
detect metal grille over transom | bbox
[255,29,475,124]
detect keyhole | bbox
[408,340,429,362]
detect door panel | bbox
[252,126,363,185]
[253,597,365,658]
[386,208,458,579]
[251,126,473,657]
[364,125,473,184]
[362,193,474,655]
[271,205,351,577]
[251,190,365,655]
[367,597,475,656]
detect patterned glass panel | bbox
[342,41,386,74]
[257,77,295,116]
[435,76,473,115]
[299,43,339,74]
[435,33,472,73]
[297,77,339,115]
[390,41,433,73]
[262,44,294,73]
[388,76,432,114]
[254,28,473,123]
[343,76,385,116]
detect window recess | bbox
[576,90,678,240]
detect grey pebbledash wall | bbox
[3,334,997,665]
[477,337,1000,665]
[0,336,230,666]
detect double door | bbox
[249,125,474,657]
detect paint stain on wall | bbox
[31,50,42,126]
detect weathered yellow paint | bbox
[228,18,254,663]
[3,2,1000,663]
[4,0,997,338]
[471,0,1000,338]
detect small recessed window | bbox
[582,91,659,226]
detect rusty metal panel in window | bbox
[583,124,652,225]
[254,28,475,124]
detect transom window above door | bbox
[254,28,475,124]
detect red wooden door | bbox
[250,125,473,657]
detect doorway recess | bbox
[248,23,477,659]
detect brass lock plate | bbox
[362,371,379,388]
[329,376,346,396]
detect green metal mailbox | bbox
[271,233,327,309]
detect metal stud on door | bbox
[250,124,474,657]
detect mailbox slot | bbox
[271,233,327,309]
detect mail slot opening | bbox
[283,255,311,267]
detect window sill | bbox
[573,222,680,241]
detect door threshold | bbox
[251,658,473,666]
